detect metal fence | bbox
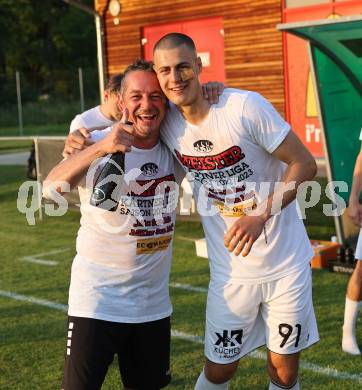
[0,67,99,136]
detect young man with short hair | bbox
[152,33,319,390]
[63,73,124,158]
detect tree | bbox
[0,0,98,104]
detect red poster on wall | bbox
[283,1,362,158]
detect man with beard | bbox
[45,60,176,390]
[152,33,319,390]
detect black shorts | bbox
[62,316,171,390]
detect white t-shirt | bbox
[70,105,114,141]
[68,131,177,323]
[161,88,313,284]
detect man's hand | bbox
[62,128,93,158]
[98,108,135,155]
[348,199,362,227]
[224,215,266,257]
[202,82,225,104]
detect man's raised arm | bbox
[43,111,134,197]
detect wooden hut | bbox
[94,0,362,157]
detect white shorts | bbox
[204,265,319,364]
[355,229,362,260]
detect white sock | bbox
[194,369,229,390]
[269,379,300,389]
[342,297,362,355]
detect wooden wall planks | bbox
[95,0,285,114]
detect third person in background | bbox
[342,139,362,355]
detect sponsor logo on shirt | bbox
[136,234,173,254]
[141,162,159,177]
[214,198,256,217]
[213,329,243,360]
[193,140,214,153]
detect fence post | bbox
[78,67,85,112]
[16,71,23,136]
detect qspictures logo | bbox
[213,329,243,360]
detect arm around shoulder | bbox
[43,120,135,199]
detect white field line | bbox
[0,290,67,311]
[171,329,203,343]
[19,248,70,266]
[176,235,199,242]
[21,258,59,266]
[1,289,362,383]
[169,282,208,293]
[173,333,362,384]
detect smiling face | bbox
[121,70,167,146]
[153,44,202,107]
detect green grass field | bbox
[1,166,361,389]
[0,123,68,138]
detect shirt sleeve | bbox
[90,127,112,142]
[173,155,186,185]
[69,115,85,133]
[359,128,362,140]
[241,91,290,153]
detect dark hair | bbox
[123,59,154,78]
[121,58,168,107]
[105,73,124,93]
[121,59,155,91]
[153,33,196,54]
